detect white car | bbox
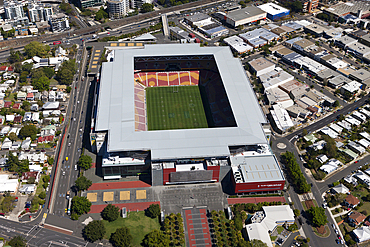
[74,165,77,171]
[62,171,65,176]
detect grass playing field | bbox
[146,85,208,131]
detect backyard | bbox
[102,211,161,247]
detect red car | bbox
[53,41,61,45]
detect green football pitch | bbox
[146,86,208,131]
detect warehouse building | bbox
[349,69,370,87]
[323,1,370,19]
[224,35,253,54]
[346,42,370,58]
[328,75,353,89]
[304,24,329,37]
[184,13,211,27]
[270,104,294,133]
[265,88,293,108]
[334,35,357,49]
[225,6,267,27]
[198,23,229,39]
[259,68,294,91]
[249,57,276,77]
[257,3,290,21]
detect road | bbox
[50,44,91,217]
[0,218,92,247]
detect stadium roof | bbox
[96,44,268,160]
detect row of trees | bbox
[281,151,311,194]
[162,213,185,246]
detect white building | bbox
[320,159,342,174]
[345,116,361,126]
[223,36,253,54]
[249,57,276,77]
[0,174,18,193]
[107,0,129,18]
[320,126,339,139]
[353,227,370,243]
[246,205,295,247]
[4,0,25,20]
[270,105,294,133]
[259,68,294,91]
[49,13,69,32]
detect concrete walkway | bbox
[333,209,350,218]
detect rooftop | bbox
[249,57,275,72]
[257,3,289,15]
[96,44,268,160]
[226,6,266,21]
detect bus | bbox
[67,197,72,215]
[53,41,62,45]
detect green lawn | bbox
[103,211,161,247]
[277,226,284,234]
[146,86,208,131]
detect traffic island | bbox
[312,224,330,238]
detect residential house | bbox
[29,164,42,172]
[37,135,54,143]
[345,194,360,208]
[34,92,41,100]
[6,115,14,122]
[331,184,350,194]
[31,104,39,111]
[41,91,48,102]
[309,140,326,151]
[43,101,59,110]
[13,115,23,124]
[41,125,56,137]
[348,211,366,226]
[316,154,328,164]
[348,141,366,154]
[320,159,342,174]
[12,103,20,110]
[21,137,31,150]
[353,227,370,243]
[48,91,56,101]
[17,91,27,101]
[21,171,40,183]
[10,141,21,150]
[56,91,65,101]
[32,112,40,123]
[344,174,358,186]
[18,184,36,194]
[358,139,370,149]
[26,93,34,101]
[1,138,12,150]
[0,127,10,136]
[23,112,32,122]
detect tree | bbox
[75,176,92,191]
[8,132,18,142]
[83,220,106,242]
[71,196,92,215]
[141,3,154,13]
[333,100,340,107]
[43,67,55,79]
[101,204,120,222]
[95,7,108,21]
[6,152,29,173]
[293,209,301,217]
[39,191,46,199]
[7,235,26,247]
[55,59,76,85]
[32,75,50,91]
[77,155,93,170]
[21,101,31,111]
[9,49,23,64]
[24,41,50,58]
[302,129,308,136]
[110,227,132,247]
[19,124,38,140]
[146,204,160,218]
[22,62,33,73]
[20,71,28,83]
[27,177,36,184]
[142,230,170,247]
[307,207,328,227]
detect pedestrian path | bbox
[227,196,286,205]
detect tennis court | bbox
[146,86,208,131]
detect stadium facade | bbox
[92,44,285,194]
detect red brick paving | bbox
[89,201,160,213]
[44,224,73,235]
[227,196,286,205]
[91,163,96,168]
[88,180,151,191]
[184,208,211,247]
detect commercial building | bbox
[169,27,191,43]
[225,6,267,27]
[346,42,370,58]
[270,104,294,133]
[324,27,343,39]
[285,105,310,118]
[292,38,315,52]
[334,35,357,49]
[239,28,279,48]
[265,88,293,108]
[323,1,370,19]
[259,68,294,91]
[328,75,352,89]
[359,33,370,47]
[198,23,229,39]
[257,3,290,21]
[107,0,129,18]
[4,0,24,20]
[296,0,318,13]
[184,13,211,27]
[249,57,276,77]
[304,24,329,37]
[291,56,328,76]
[349,69,370,87]
[95,44,276,191]
[223,36,253,54]
[0,174,18,193]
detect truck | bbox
[92,34,97,39]
[67,198,72,215]
[53,41,62,45]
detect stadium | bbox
[94,44,285,193]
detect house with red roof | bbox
[345,194,360,208]
[14,115,23,123]
[21,171,40,183]
[348,211,366,226]
[37,135,54,143]
[26,93,34,101]
[4,102,12,108]
[7,66,13,72]
[12,103,20,109]
[0,66,7,72]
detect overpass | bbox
[161,14,169,37]
[0,0,228,50]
